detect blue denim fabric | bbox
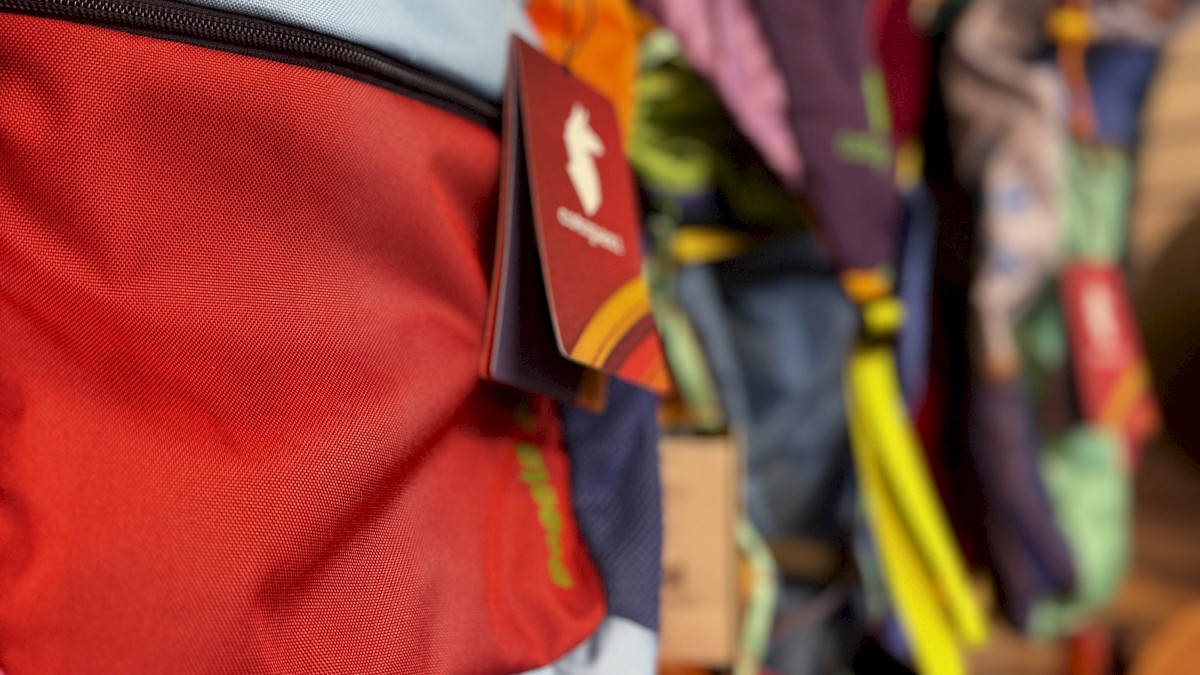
[688,233,857,541]
[677,232,860,674]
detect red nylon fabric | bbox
[0,13,605,673]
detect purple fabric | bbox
[745,0,901,269]
[635,0,803,192]
[969,376,1077,627]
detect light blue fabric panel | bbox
[180,0,536,100]
[516,617,657,675]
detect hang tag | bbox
[1060,263,1158,461]
[480,37,669,404]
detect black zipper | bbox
[0,0,500,128]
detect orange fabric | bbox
[528,0,640,143]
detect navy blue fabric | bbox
[984,491,1060,629]
[712,236,857,543]
[1038,43,1158,145]
[896,185,938,409]
[560,378,663,631]
[680,233,857,542]
[677,232,861,674]
[1086,45,1159,146]
[969,376,1076,628]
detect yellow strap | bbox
[863,297,906,337]
[848,385,964,675]
[849,344,988,646]
[895,140,925,193]
[669,226,761,265]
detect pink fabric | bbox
[651,0,804,191]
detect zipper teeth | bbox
[0,0,499,123]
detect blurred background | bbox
[533,0,1200,673]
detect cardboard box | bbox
[659,434,740,667]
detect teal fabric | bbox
[1028,427,1130,638]
[1015,288,1068,410]
[1063,142,1133,261]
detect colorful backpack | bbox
[0,2,661,672]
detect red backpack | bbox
[0,4,609,672]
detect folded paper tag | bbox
[481,37,669,406]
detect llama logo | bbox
[563,103,605,217]
[1082,280,1121,363]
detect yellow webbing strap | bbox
[848,342,988,645]
[844,287,988,674]
[669,225,762,265]
[847,376,963,675]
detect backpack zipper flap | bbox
[0,0,500,128]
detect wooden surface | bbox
[1130,14,1200,285]
[1105,441,1200,664]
